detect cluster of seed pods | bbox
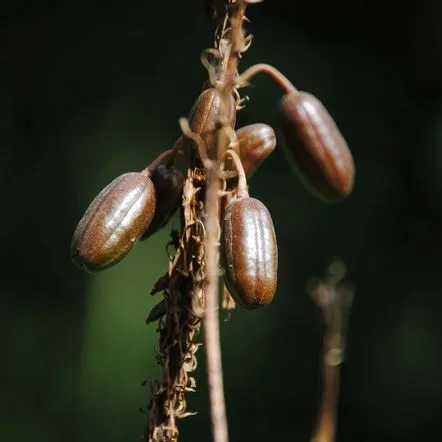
[68,5,357,441]
[70,70,355,310]
[176,79,355,308]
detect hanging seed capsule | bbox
[279,91,355,202]
[140,164,185,240]
[183,87,236,166]
[70,170,156,273]
[221,197,278,309]
[236,123,276,177]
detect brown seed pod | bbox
[221,197,278,309]
[236,123,276,177]
[140,164,185,240]
[279,91,355,202]
[183,87,236,166]
[70,170,156,272]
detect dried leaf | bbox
[146,300,167,324]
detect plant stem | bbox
[310,260,353,442]
[311,333,341,442]
[239,63,298,95]
[203,3,248,442]
[224,149,248,198]
[203,161,227,442]
[146,148,181,173]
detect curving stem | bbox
[178,117,210,166]
[239,63,298,95]
[166,136,184,167]
[144,148,183,174]
[224,149,249,199]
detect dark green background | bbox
[2,1,442,441]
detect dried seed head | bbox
[183,87,236,166]
[140,164,185,240]
[279,91,355,203]
[221,197,278,309]
[235,123,276,177]
[70,171,156,272]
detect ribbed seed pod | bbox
[183,87,236,166]
[236,123,276,177]
[140,164,185,240]
[221,197,278,309]
[70,170,156,272]
[279,91,355,202]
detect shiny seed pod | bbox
[236,123,276,177]
[221,197,278,309]
[279,91,355,202]
[140,164,185,240]
[70,171,156,273]
[183,87,236,166]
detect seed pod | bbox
[279,91,355,202]
[221,197,278,309]
[236,123,276,177]
[183,87,236,166]
[140,164,185,240]
[70,171,156,272]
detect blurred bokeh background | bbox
[2,1,442,441]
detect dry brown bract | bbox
[146,170,207,442]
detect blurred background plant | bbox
[2,1,442,442]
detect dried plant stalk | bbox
[203,161,227,442]
[145,2,254,442]
[145,170,207,442]
[310,260,354,442]
[202,3,250,442]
